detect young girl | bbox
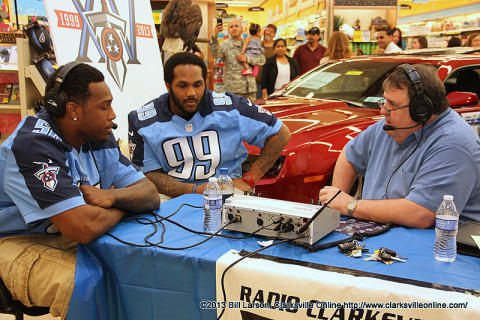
[240,23,264,76]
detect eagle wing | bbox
[178,4,203,52]
[160,0,203,53]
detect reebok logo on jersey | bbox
[185,124,193,132]
[34,162,60,191]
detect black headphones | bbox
[43,61,82,117]
[396,64,433,124]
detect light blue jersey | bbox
[128,90,282,184]
[0,109,145,234]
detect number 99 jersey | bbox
[128,90,283,184]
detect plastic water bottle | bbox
[203,177,222,235]
[217,168,234,204]
[434,195,459,262]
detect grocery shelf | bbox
[403,27,480,38]
[0,104,20,113]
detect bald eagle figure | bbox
[160,0,203,54]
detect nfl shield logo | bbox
[185,124,193,132]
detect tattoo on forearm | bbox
[111,180,159,213]
[255,125,290,173]
[152,172,191,197]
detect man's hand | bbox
[193,183,207,195]
[232,177,252,192]
[319,186,353,215]
[213,23,223,39]
[80,184,114,209]
[236,54,247,63]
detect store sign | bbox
[334,0,396,6]
[353,30,371,43]
[152,11,161,25]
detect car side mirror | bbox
[447,91,479,108]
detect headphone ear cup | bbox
[409,95,433,124]
[44,90,68,118]
[42,61,81,118]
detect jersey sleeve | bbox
[128,105,162,173]
[234,95,283,149]
[89,134,146,189]
[7,133,85,225]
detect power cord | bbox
[216,236,307,320]
[386,126,424,199]
[106,203,288,249]
[290,222,393,252]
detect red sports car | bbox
[245,54,480,203]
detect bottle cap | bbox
[209,177,218,182]
[220,168,228,175]
[443,195,453,201]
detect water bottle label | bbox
[208,199,222,210]
[435,217,457,231]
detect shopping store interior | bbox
[1,1,480,319]
[2,0,480,138]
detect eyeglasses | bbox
[378,99,409,113]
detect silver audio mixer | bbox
[222,194,340,245]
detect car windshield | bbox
[279,60,410,107]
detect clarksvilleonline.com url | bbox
[200,300,469,310]
[314,301,468,309]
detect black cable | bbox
[106,203,281,249]
[386,126,424,199]
[298,189,342,234]
[290,222,393,252]
[157,214,279,239]
[216,238,296,320]
[106,204,202,246]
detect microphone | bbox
[297,189,342,235]
[112,122,118,130]
[383,123,422,131]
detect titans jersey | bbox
[128,90,282,184]
[0,109,145,234]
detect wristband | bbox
[192,185,197,194]
[242,172,256,188]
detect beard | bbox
[170,89,205,120]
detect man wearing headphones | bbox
[319,64,480,228]
[0,62,159,318]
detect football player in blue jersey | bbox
[128,52,290,201]
[0,62,159,319]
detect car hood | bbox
[254,97,384,152]
[262,96,383,131]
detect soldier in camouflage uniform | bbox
[210,19,265,101]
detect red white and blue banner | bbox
[44,0,166,140]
